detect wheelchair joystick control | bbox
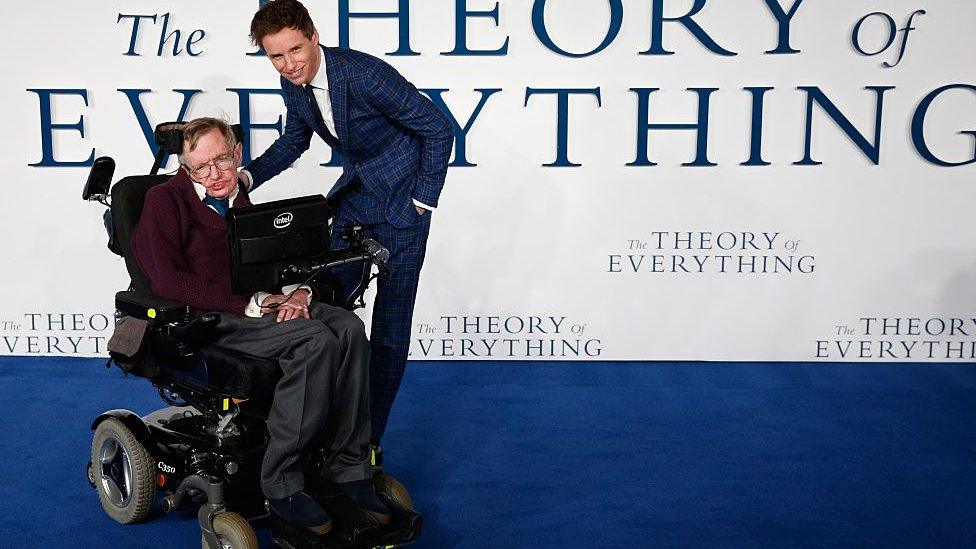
[363,238,390,268]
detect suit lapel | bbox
[323,47,348,146]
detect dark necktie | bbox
[303,84,339,145]
[203,195,230,218]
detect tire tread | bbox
[203,512,259,549]
[91,417,157,524]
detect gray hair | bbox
[177,117,238,165]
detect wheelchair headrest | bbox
[154,122,245,155]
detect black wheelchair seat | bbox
[110,175,170,293]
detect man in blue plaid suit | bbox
[241,0,454,448]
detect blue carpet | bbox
[0,357,973,548]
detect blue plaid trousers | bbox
[329,187,432,444]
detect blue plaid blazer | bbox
[246,46,454,228]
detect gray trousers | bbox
[211,303,372,499]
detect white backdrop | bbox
[2,0,974,361]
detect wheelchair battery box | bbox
[227,194,331,295]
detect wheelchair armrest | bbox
[115,291,190,323]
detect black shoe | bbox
[338,478,391,524]
[268,491,333,535]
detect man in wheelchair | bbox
[130,117,389,536]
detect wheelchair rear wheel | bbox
[202,512,259,549]
[91,418,157,524]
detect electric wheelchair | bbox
[83,122,422,549]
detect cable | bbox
[252,263,328,311]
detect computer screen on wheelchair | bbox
[227,194,332,296]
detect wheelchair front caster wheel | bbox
[91,418,157,524]
[202,512,259,549]
[375,474,413,510]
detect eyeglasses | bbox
[183,155,236,180]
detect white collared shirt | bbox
[307,55,338,140]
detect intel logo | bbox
[274,212,293,229]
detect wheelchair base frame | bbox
[91,405,421,548]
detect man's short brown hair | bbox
[179,118,237,164]
[250,0,316,47]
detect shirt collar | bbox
[192,179,240,205]
[308,45,329,91]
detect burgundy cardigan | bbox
[131,172,252,316]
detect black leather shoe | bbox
[268,491,333,535]
[338,478,391,524]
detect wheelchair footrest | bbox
[270,482,422,549]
